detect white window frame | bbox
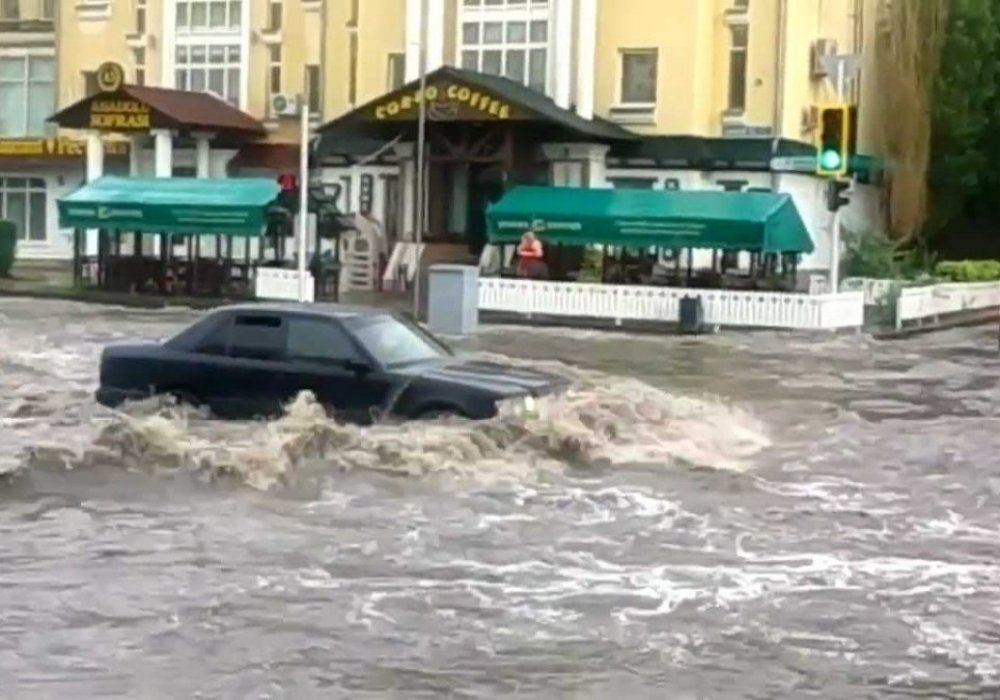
[0,50,56,138]
[616,48,658,107]
[174,0,242,32]
[0,176,48,244]
[173,42,242,107]
[456,0,551,94]
[725,17,749,115]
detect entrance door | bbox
[466,163,505,256]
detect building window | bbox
[41,0,56,20]
[0,178,47,243]
[133,48,146,86]
[175,0,242,31]
[81,70,99,97]
[268,45,281,95]
[306,64,320,115]
[175,44,242,106]
[609,177,656,189]
[267,0,281,30]
[0,0,19,20]
[619,49,657,105]
[727,24,748,112]
[0,56,55,137]
[387,52,405,90]
[458,1,548,93]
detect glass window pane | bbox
[28,178,44,188]
[460,50,479,71]
[228,0,241,27]
[175,45,188,62]
[529,20,547,42]
[0,83,24,137]
[462,22,479,45]
[227,69,240,105]
[229,315,284,360]
[5,191,26,241]
[622,52,657,104]
[190,1,207,27]
[28,57,54,80]
[528,48,546,92]
[29,192,46,241]
[209,45,226,63]
[506,21,526,43]
[191,45,207,62]
[26,81,54,136]
[175,70,188,90]
[505,49,525,83]
[175,2,188,27]
[191,69,206,91]
[731,25,748,48]
[286,318,359,362]
[0,56,24,80]
[728,50,747,111]
[209,0,225,26]
[227,45,241,62]
[481,50,502,75]
[208,68,225,96]
[483,22,502,44]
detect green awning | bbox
[486,186,815,254]
[57,175,280,236]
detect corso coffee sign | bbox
[89,99,151,130]
[373,83,518,121]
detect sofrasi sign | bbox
[89,99,151,130]
[373,83,516,121]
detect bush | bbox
[841,229,935,281]
[933,259,1000,282]
[0,219,15,278]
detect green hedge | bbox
[934,260,1000,282]
[0,219,15,278]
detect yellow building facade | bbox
[1,0,876,266]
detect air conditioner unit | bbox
[810,39,838,78]
[271,93,300,117]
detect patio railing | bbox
[478,278,865,331]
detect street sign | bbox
[769,156,816,172]
[819,53,861,81]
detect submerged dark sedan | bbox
[96,303,565,422]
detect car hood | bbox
[406,358,568,398]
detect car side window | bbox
[286,317,359,363]
[229,314,285,361]
[193,318,231,356]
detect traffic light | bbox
[276,173,300,212]
[825,178,851,213]
[815,104,851,177]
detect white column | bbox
[193,132,213,178]
[152,129,173,177]
[552,0,575,109]
[575,0,597,120]
[426,0,445,72]
[395,142,416,240]
[84,131,104,257]
[404,0,422,82]
[85,131,104,182]
[128,135,143,176]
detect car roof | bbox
[212,302,395,320]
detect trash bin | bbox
[0,219,15,278]
[427,264,479,335]
[678,294,704,334]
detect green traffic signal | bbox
[815,104,851,176]
[819,149,842,171]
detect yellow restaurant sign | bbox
[374,83,516,121]
[89,99,151,130]
[0,137,129,158]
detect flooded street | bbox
[1,298,999,699]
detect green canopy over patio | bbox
[486,186,815,254]
[57,176,280,236]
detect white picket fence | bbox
[478,278,865,331]
[895,281,1000,329]
[254,267,315,303]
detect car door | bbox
[280,314,393,424]
[187,312,287,418]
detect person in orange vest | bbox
[516,231,547,279]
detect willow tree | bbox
[873,0,950,243]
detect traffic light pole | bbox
[830,61,847,294]
[297,88,310,303]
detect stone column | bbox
[152,129,173,177]
[394,142,416,241]
[575,0,597,120]
[552,0,575,109]
[193,132,213,178]
[128,135,143,176]
[84,131,104,256]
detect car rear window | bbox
[229,314,285,360]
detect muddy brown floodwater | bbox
[1,298,999,699]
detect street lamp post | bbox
[412,0,428,320]
[297,87,311,303]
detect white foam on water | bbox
[76,357,770,489]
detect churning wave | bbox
[46,357,771,490]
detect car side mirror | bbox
[344,358,372,376]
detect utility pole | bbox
[297,80,310,303]
[412,0,428,320]
[830,59,846,294]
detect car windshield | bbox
[346,314,450,368]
